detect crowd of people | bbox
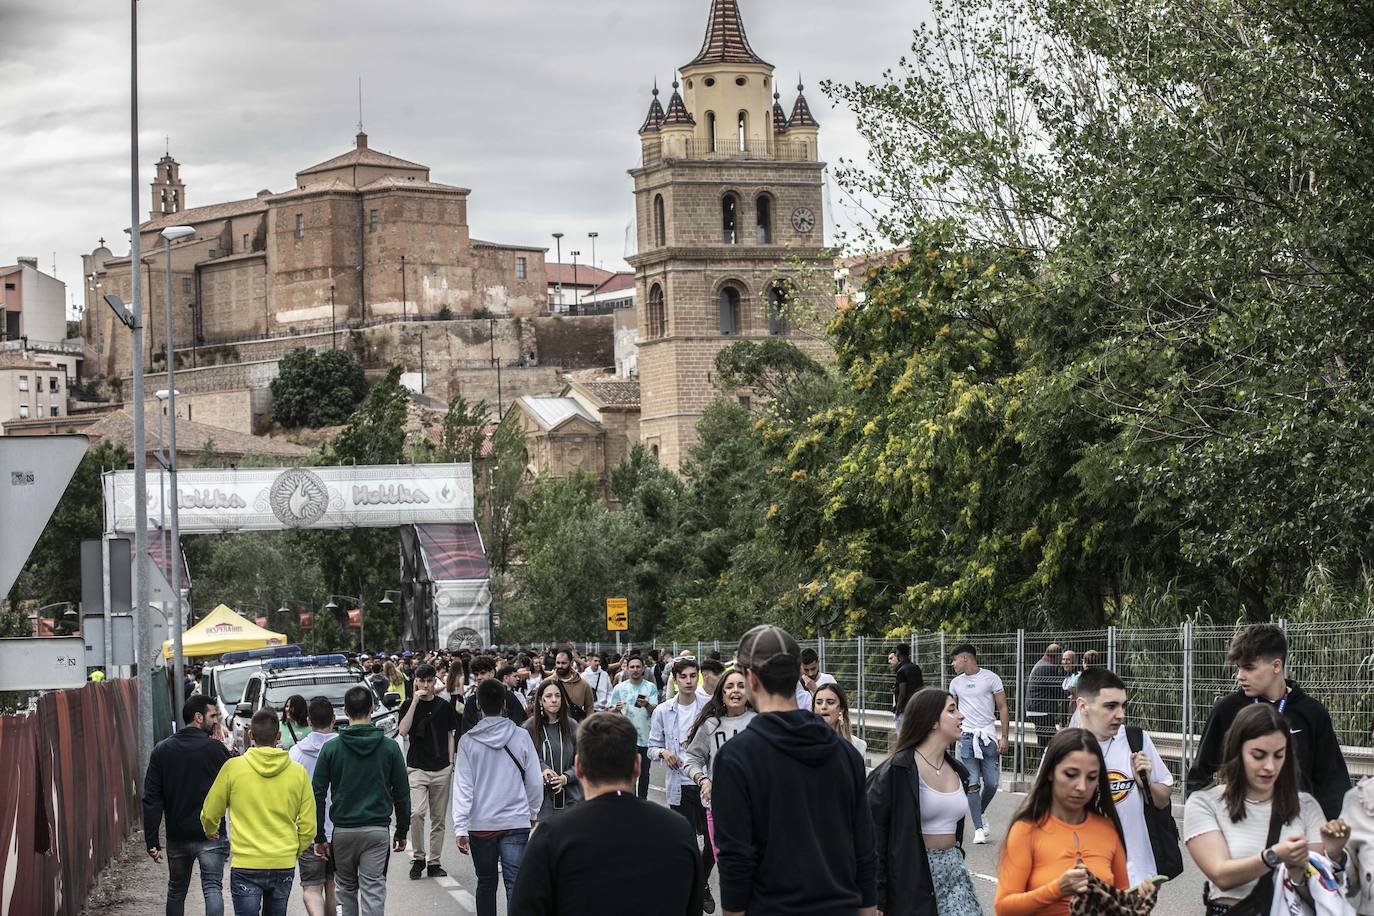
[138,622,1374,915]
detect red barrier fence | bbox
[0,679,141,916]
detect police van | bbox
[200,645,303,748]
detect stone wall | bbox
[531,315,614,369]
[144,388,255,434]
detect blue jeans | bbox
[165,838,228,916]
[229,867,294,916]
[469,829,529,916]
[957,734,1001,829]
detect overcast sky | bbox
[0,0,923,312]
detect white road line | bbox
[434,875,459,888]
[450,887,476,911]
[972,872,998,884]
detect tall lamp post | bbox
[324,595,365,654]
[570,251,581,313]
[588,231,599,290]
[277,598,314,651]
[161,225,194,721]
[552,232,564,312]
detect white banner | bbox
[103,464,474,534]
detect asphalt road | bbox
[160,768,1207,915]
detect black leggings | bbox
[636,745,651,799]
[673,785,715,881]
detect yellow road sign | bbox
[606,597,628,632]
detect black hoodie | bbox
[712,709,877,916]
[142,726,233,849]
[1185,679,1351,818]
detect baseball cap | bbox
[735,624,801,676]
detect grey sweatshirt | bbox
[683,710,757,802]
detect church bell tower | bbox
[628,0,829,471]
[151,151,186,219]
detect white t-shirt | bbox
[1183,786,1325,900]
[1097,727,1174,885]
[950,668,1004,731]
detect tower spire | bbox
[685,0,772,69]
[639,79,666,134]
[788,77,819,129]
[661,80,695,126]
[772,89,788,134]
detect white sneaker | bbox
[973,827,988,844]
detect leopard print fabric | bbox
[1067,871,1156,916]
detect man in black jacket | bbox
[1025,643,1063,749]
[712,624,877,916]
[509,712,703,915]
[1185,623,1350,818]
[143,694,234,916]
[460,655,527,731]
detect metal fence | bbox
[571,617,1374,794]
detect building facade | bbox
[84,135,548,379]
[1,257,67,344]
[0,351,67,425]
[627,0,830,470]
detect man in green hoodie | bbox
[311,685,410,916]
[200,709,315,916]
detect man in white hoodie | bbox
[452,677,543,916]
[288,697,338,916]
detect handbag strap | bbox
[503,744,526,780]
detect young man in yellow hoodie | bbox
[201,709,316,916]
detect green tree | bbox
[270,348,367,428]
[480,421,526,575]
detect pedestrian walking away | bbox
[815,682,868,759]
[1072,668,1178,886]
[684,668,757,861]
[609,654,659,799]
[462,655,529,730]
[397,662,460,880]
[867,688,981,916]
[553,649,595,721]
[1185,622,1351,819]
[711,624,878,916]
[144,694,234,916]
[311,685,411,916]
[1184,703,1350,914]
[651,655,714,912]
[889,643,924,733]
[452,677,544,916]
[279,694,309,752]
[1025,644,1062,752]
[199,709,316,916]
[288,697,340,916]
[510,712,706,915]
[994,728,1155,916]
[948,643,1009,845]
[526,678,581,821]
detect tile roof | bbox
[685,0,772,68]
[546,263,617,288]
[470,239,548,253]
[773,92,790,133]
[297,145,428,178]
[579,378,641,409]
[788,83,820,129]
[142,197,268,232]
[661,83,696,126]
[269,178,359,201]
[592,272,636,295]
[359,175,471,195]
[84,408,312,459]
[640,85,665,134]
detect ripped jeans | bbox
[956,733,1001,829]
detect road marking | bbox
[434,875,458,888]
[973,872,998,884]
[450,887,476,911]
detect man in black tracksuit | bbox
[712,625,878,916]
[143,694,234,916]
[1185,623,1350,818]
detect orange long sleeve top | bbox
[994,813,1129,916]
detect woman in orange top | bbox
[995,728,1156,915]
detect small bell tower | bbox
[150,149,186,219]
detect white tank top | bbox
[918,774,971,835]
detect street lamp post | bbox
[552,233,564,312]
[588,231,599,291]
[324,595,365,654]
[571,251,581,312]
[161,225,194,721]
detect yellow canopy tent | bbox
[163,604,288,660]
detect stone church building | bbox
[84,134,547,378]
[628,0,831,470]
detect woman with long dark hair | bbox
[1185,703,1347,913]
[279,693,309,750]
[867,688,981,916]
[683,669,755,853]
[815,682,868,758]
[995,728,1150,915]
[525,678,578,820]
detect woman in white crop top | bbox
[814,682,869,761]
[866,688,982,916]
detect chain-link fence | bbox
[559,617,1374,796]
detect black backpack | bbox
[1125,725,1183,879]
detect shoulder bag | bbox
[1126,726,1183,879]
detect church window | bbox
[719,285,741,336]
[767,281,790,336]
[653,195,666,247]
[722,193,739,244]
[516,257,527,279]
[182,278,192,294]
[369,209,379,232]
[208,249,216,259]
[738,111,748,147]
[295,214,305,239]
[242,233,250,251]
[704,77,716,87]
[647,283,666,338]
[707,112,718,152]
[736,77,747,87]
[756,194,773,244]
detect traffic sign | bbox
[0,637,88,691]
[606,597,628,632]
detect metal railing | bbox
[646,137,814,166]
[564,617,1374,794]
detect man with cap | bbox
[710,625,877,916]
